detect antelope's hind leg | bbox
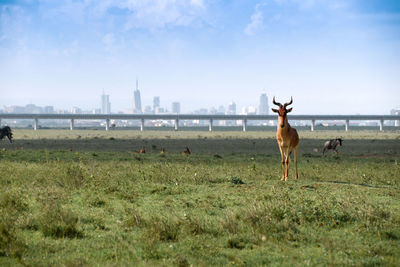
[294,145,299,180]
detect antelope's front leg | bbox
[285,147,291,181]
[279,146,286,181]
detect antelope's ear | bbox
[286,107,293,113]
[271,108,279,113]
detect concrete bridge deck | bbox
[1,114,399,131]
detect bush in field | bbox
[144,214,182,242]
[37,199,83,239]
[0,189,28,258]
[0,214,25,258]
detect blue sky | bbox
[1,0,399,114]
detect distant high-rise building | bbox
[101,92,111,114]
[209,107,218,114]
[71,107,82,114]
[155,107,165,114]
[172,102,180,114]
[217,105,225,114]
[391,108,400,127]
[92,108,101,114]
[144,105,152,114]
[44,106,54,114]
[227,102,236,115]
[25,104,43,113]
[133,79,142,113]
[259,93,269,115]
[153,96,160,112]
[242,106,257,115]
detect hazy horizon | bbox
[1,0,400,114]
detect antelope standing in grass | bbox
[133,147,146,154]
[182,147,191,155]
[272,97,299,181]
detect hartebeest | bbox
[182,147,191,155]
[272,97,299,181]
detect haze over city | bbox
[1,0,399,114]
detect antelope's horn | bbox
[272,96,282,107]
[283,96,293,108]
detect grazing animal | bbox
[323,138,343,155]
[182,147,191,155]
[160,148,165,154]
[133,147,146,154]
[272,97,299,181]
[0,126,13,143]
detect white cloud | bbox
[118,0,207,30]
[71,0,209,31]
[102,33,115,46]
[244,3,265,35]
[190,0,205,8]
[31,0,208,31]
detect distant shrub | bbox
[144,214,181,242]
[220,211,241,234]
[0,214,26,258]
[123,207,143,229]
[38,201,83,239]
[230,177,244,185]
[185,214,221,236]
[0,188,28,214]
[227,237,246,249]
[60,164,86,189]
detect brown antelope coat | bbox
[272,97,299,181]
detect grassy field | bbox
[1,130,400,266]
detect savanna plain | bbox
[1,129,400,266]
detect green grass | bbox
[0,130,400,266]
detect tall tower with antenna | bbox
[133,79,142,113]
[101,90,111,114]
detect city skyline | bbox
[2,89,399,116]
[1,1,399,114]
[0,91,268,115]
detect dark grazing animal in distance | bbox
[323,138,343,155]
[0,126,13,143]
[182,147,191,155]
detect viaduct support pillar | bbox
[379,120,384,132]
[174,119,179,131]
[33,118,38,130]
[70,119,74,130]
[242,119,247,132]
[345,120,349,131]
[140,118,144,132]
[209,119,213,132]
[311,120,315,132]
[105,118,110,131]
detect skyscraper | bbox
[153,96,160,112]
[227,101,236,115]
[101,92,111,114]
[172,102,180,114]
[259,93,269,115]
[133,79,142,113]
